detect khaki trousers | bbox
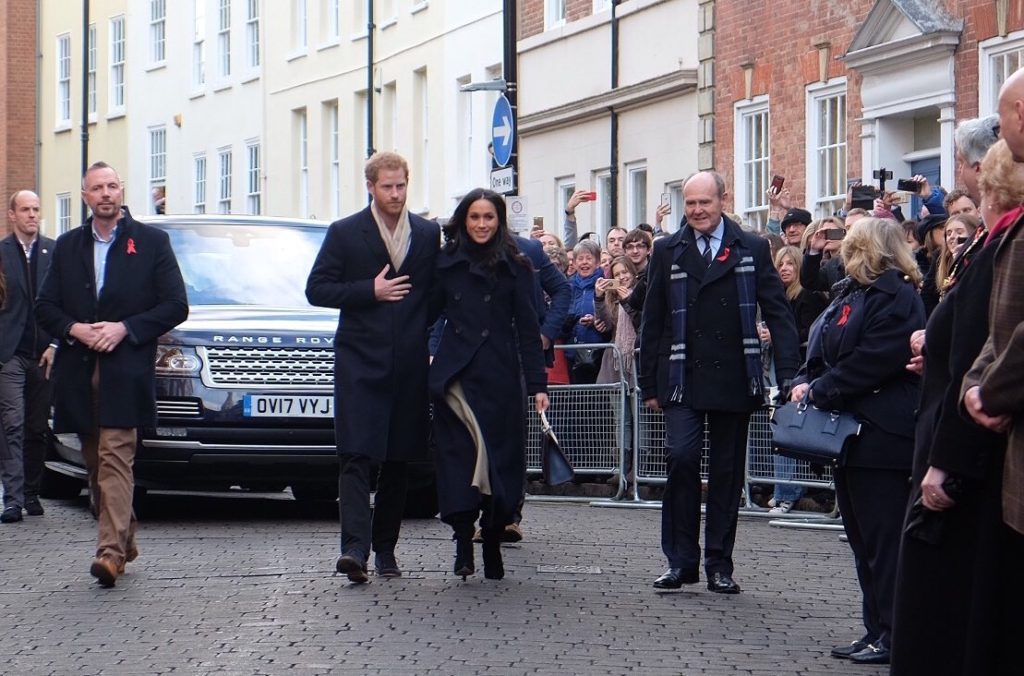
[80,365,138,563]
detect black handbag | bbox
[770,395,861,464]
[539,412,574,485]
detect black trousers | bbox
[337,453,408,563]
[833,465,910,649]
[661,405,749,575]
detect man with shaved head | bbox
[639,171,799,594]
[0,191,57,524]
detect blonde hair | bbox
[800,216,843,252]
[934,213,981,293]
[841,217,923,287]
[773,246,804,301]
[978,139,1024,214]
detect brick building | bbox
[713,0,1024,226]
[0,0,38,234]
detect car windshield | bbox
[162,222,326,307]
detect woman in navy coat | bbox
[429,189,549,581]
[790,218,925,666]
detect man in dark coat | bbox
[36,162,188,587]
[640,171,799,594]
[0,191,56,524]
[306,151,439,583]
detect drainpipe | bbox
[80,0,90,223]
[366,1,375,160]
[609,0,620,228]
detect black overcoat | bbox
[305,207,439,462]
[639,217,800,411]
[797,269,925,470]
[35,209,188,432]
[428,247,547,526]
[890,234,1007,675]
[0,233,56,362]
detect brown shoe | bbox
[502,523,523,543]
[90,556,118,587]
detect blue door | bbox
[909,157,941,220]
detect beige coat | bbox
[962,209,1024,534]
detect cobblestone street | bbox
[0,493,884,675]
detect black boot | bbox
[450,512,476,580]
[481,528,504,580]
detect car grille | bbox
[157,398,203,417]
[201,346,334,387]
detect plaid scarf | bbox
[667,238,762,403]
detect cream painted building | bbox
[38,0,130,236]
[262,0,504,221]
[125,0,266,217]
[518,0,700,240]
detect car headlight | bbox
[155,345,201,376]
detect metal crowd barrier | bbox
[524,343,630,502]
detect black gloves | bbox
[775,379,793,407]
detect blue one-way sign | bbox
[491,95,514,168]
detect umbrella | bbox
[540,411,574,486]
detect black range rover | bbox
[44,215,343,502]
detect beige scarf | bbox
[370,202,412,271]
[444,381,491,495]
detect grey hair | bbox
[954,115,1000,166]
[572,239,602,260]
[682,171,726,198]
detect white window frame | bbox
[556,176,576,229]
[979,29,1024,116]
[193,0,206,88]
[664,180,684,233]
[56,193,72,232]
[293,0,308,51]
[246,0,260,70]
[593,0,612,12]
[545,0,566,30]
[326,0,340,41]
[194,154,207,213]
[806,79,847,220]
[218,147,232,214]
[298,109,309,218]
[56,34,72,127]
[109,16,126,114]
[150,0,166,65]
[592,169,613,238]
[414,68,429,210]
[329,102,340,218]
[381,82,397,151]
[625,161,648,230]
[87,24,97,120]
[246,141,261,215]
[149,127,167,192]
[733,96,770,230]
[456,75,474,190]
[218,0,231,79]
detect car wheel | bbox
[39,467,85,499]
[291,482,337,502]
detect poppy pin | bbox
[716,246,731,262]
[126,238,137,255]
[837,304,852,327]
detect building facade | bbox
[713,0,1024,227]
[0,0,38,234]
[518,0,700,239]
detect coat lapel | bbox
[671,228,704,283]
[358,207,394,272]
[77,225,97,298]
[699,220,742,289]
[0,237,27,301]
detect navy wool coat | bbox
[0,233,56,362]
[428,247,547,525]
[796,268,925,469]
[305,207,439,462]
[35,209,189,433]
[640,217,800,412]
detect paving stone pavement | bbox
[0,493,887,675]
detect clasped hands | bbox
[70,321,128,353]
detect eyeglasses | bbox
[624,243,649,251]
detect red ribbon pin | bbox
[837,304,851,327]
[716,246,731,262]
[127,238,137,255]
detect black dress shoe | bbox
[0,506,22,523]
[830,638,870,659]
[24,498,44,516]
[374,552,401,578]
[335,554,369,584]
[652,568,699,589]
[849,643,890,665]
[706,571,741,594]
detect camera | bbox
[896,178,922,193]
[824,228,846,241]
